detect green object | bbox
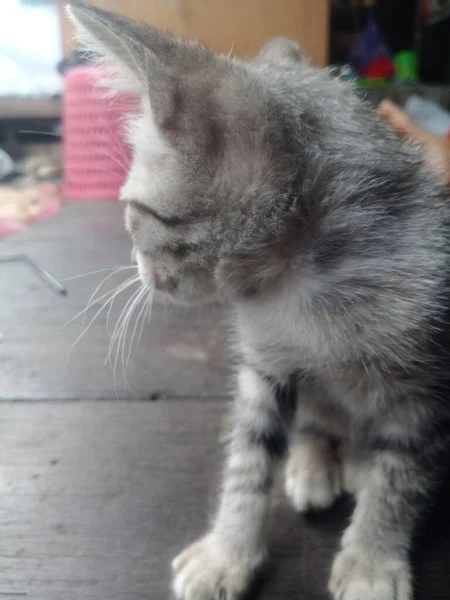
[394,50,418,82]
[358,78,386,88]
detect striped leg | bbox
[172,366,291,600]
[329,450,425,600]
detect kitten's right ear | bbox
[66,1,177,124]
[256,37,304,68]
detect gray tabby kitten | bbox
[69,3,450,600]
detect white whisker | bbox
[107,284,142,369]
[105,121,131,168]
[62,272,139,331]
[64,275,140,367]
[120,286,147,388]
[80,269,138,330]
[98,149,127,172]
[85,165,127,180]
[137,291,153,348]
[62,265,134,282]
[105,273,141,336]
[126,287,150,371]
[109,287,141,397]
[109,286,143,392]
[100,274,142,333]
[65,289,122,367]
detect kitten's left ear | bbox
[255,37,305,68]
[66,1,180,124]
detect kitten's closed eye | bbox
[128,200,185,227]
[160,242,199,259]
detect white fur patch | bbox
[120,103,178,208]
[237,366,271,404]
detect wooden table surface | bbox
[1,201,450,599]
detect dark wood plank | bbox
[0,401,222,600]
[0,202,229,401]
[1,401,450,600]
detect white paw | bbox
[284,440,342,512]
[329,548,412,600]
[172,535,256,600]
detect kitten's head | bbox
[68,2,305,304]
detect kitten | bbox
[69,3,450,600]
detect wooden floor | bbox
[1,202,450,599]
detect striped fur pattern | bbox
[69,3,450,599]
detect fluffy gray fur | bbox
[69,3,450,599]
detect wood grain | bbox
[1,400,450,599]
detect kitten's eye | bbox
[128,200,185,227]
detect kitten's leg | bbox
[329,446,433,600]
[285,430,342,512]
[285,394,346,512]
[172,366,292,600]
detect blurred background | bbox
[0,0,449,239]
[0,0,449,238]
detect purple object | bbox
[349,12,391,75]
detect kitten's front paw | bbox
[329,548,412,600]
[172,535,258,600]
[284,439,342,512]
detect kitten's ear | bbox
[256,37,304,67]
[66,1,177,124]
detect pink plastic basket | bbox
[63,66,136,200]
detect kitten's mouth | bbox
[152,267,161,288]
